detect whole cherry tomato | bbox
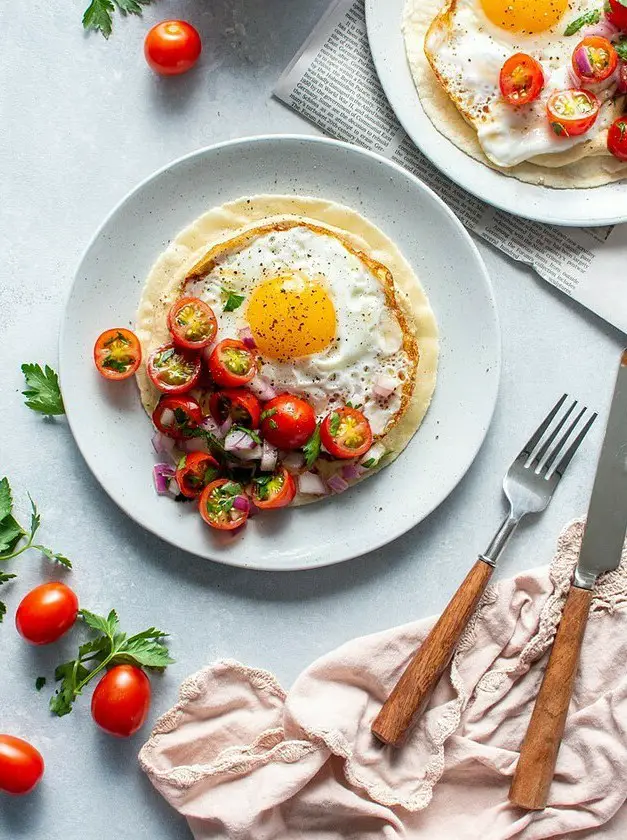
[144,20,202,76]
[259,394,316,450]
[0,735,44,795]
[91,665,151,738]
[15,582,79,646]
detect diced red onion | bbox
[224,430,249,451]
[233,495,250,512]
[238,326,257,349]
[159,407,175,428]
[248,375,277,401]
[201,414,220,434]
[261,440,278,472]
[618,63,627,95]
[152,431,177,460]
[218,416,233,438]
[180,436,210,454]
[327,474,349,494]
[360,442,386,467]
[373,374,398,399]
[153,464,175,495]
[282,451,306,473]
[298,471,328,495]
[167,477,181,498]
[573,45,594,78]
[341,463,366,481]
[235,445,263,461]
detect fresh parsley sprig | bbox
[82,0,155,39]
[564,9,601,35]
[21,364,65,415]
[49,609,174,716]
[221,288,245,313]
[0,477,71,569]
[0,573,17,623]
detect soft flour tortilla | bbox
[135,195,439,505]
[403,0,627,188]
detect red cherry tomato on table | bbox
[546,89,599,138]
[0,735,44,795]
[15,582,78,646]
[606,0,627,30]
[144,20,202,77]
[167,297,217,351]
[91,665,151,738]
[607,116,627,161]
[198,480,249,530]
[152,395,203,439]
[175,452,220,499]
[208,339,258,388]
[259,394,316,450]
[93,328,141,381]
[499,53,544,106]
[147,343,202,395]
[571,37,617,85]
[251,467,296,510]
[321,407,373,460]
[209,389,261,428]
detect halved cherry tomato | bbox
[94,328,141,381]
[251,467,296,510]
[198,479,249,530]
[607,116,627,161]
[0,735,44,795]
[572,36,618,84]
[606,0,627,30]
[147,343,202,394]
[209,389,261,428]
[259,394,316,450]
[152,395,203,439]
[207,339,258,388]
[321,407,373,459]
[15,582,79,646]
[91,665,151,738]
[499,53,544,105]
[546,89,599,138]
[167,297,217,351]
[175,452,220,498]
[144,20,202,76]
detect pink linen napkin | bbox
[139,521,627,839]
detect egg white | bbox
[185,226,413,435]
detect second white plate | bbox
[365,0,627,227]
[60,135,500,571]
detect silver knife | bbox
[510,349,627,811]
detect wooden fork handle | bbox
[371,558,494,747]
[509,584,593,810]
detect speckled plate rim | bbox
[59,134,501,571]
[365,0,627,227]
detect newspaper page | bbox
[274,0,627,335]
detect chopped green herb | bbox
[328,412,341,437]
[82,0,155,39]
[616,40,627,62]
[252,473,283,501]
[101,357,128,373]
[564,9,601,35]
[222,289,246,313]
[233,425,262,445]
[177,455,187,470]
[260,408,277,422]
[35,677,46,691]
[303,425,321,469]
[21,364,65,415]
[550,122,568,137]
[268,419,278,430]
[0,572,17,623]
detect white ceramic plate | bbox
[60,135,500,571]
[365,0,627,227]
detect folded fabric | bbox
[139,521,627,839]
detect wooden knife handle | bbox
[371,558,494,747]
[509,584,593,810]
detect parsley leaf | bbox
[35,677,46,691]
[564,9,601,35]
[0,478,71,568]
[0,572,16,623]
[232,425,262,445]
[303,425,321,469]
[82,0,154,39]
[33,545,72,569]
[222,288,245,312]
[21,364,65,415]
[0,478,12,522]
[616,40,627,61]
[48,609,173,716]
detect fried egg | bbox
[184,221,418,436]
[425,0,622,167]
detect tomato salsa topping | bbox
[546,89,599,138]
[152,395,203,439]
[499,53,544,106]
[94,328,141,381]
[321,406,373,459]
[251,467,296,509]
[198,479,249,530]
[207,339,258,387]
[167,297,217,351]
[147,343,202,394]
[176,452,220,498]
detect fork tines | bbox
[522,395,597,479]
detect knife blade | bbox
[574,349,627,590]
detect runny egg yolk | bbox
[246,274,337,361]
[480,0,568,33]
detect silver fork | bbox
[371,395,597,748]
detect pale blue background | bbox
[0,1,624,838]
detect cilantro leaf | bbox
[80,608,119,638]
[33,545,72,569]
[232,425,262,445]
[616,40,627,61]
[303,425,321,469]
[564,9,601,35]
[21,364,65,415]
[222,289,245,312]
[0,478,12,522]
[35,677,46,691]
